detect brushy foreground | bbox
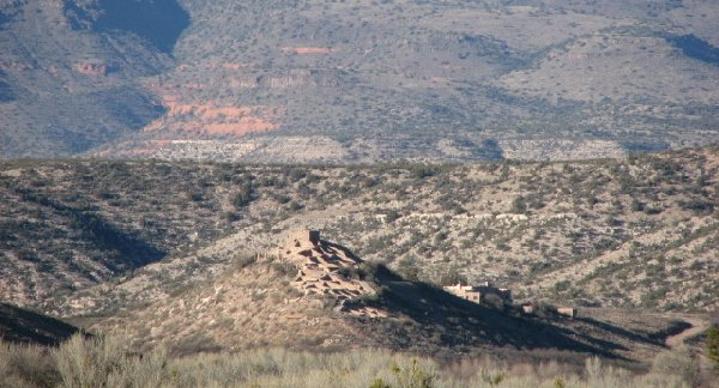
[0,335,708,388]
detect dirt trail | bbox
[666,317,710,348]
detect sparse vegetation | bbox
[3,147,719,314]
[707,324,719,370]
[4,2,719,385]
[0,335,706,388]
[649,346,700,387]
[233,179,256,209]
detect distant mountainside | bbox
[0,0,177,157]
[2,146,718,316]
[1,0,719,161]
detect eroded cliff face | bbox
[142,97,279,136]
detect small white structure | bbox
[521,303,535,314]
[557,307,577,318]
[444,282,512,305]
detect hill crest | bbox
[281,229,386,318]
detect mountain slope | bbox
[2,1,719,161]
[2,147,718,315]
[102,0,719,162]
[0,0,178,157]
[0,160,238,306]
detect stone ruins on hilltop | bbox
[280,229,386,317]
[277,229,576,320]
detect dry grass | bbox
[0,341,58,388]
[1,334,714,388]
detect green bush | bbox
[54,334,169,388]
[232,185,255,208]
[511,196,527,213]
[707,324,719,370]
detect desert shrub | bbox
[223,211,241,222]
[369,378,392,388]
[338,263,375,282]
[534,303,558,319]
[511,196,527,213]
[233,253,257,269]
[482,293,507,311]
[287,168,307,181]
[396,256,420,281]
[186,191,203,202]
[0,342,58,388]
[270,192,292,204]
[54,334,170,388]
[385,210,401,223]
[388,359,437,388]
[232,184,255,208]
[54,335,120,387]
[408,165,437,179]
[0,337,712,388]
[437,267,466,286]
[357,261,379,281]
[363,235,395,256]
[631,199,645,212]
[287,201,304,211]
[680,199,714,215]
[553,280,571,293]
[707,324,719,370]
[271,260,299,277]
[479,369,505,387]
[650,346,699,387]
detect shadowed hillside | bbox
[0,303,78,345]
[65,0,189,53]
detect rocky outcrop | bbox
[74,62,108,76]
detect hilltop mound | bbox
[86,230,678,362]
[0,303,78,345]
[282,230,385,318]
[91,231,380,354]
